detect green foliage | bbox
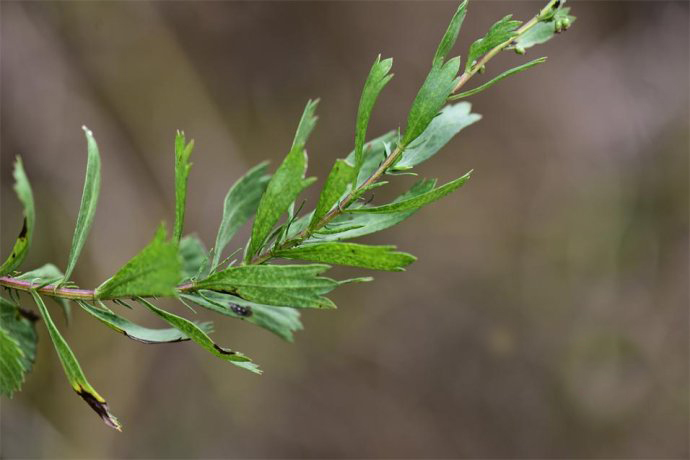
[354,56,394,185]
[245,102,318,261]
[31,291,121,430]
[450,58,547,99]
[465,15,522,71]
[196,264,338,309]
[212,162,270,270]
[0,297,37,397]
[275,243,416,272]
[0,0,575,430]
[0,158,35,276]
[63,127,102,283]
[76,300,213,344]
[137,298,259,373]
[95,225,181,299]
[173,131,194,244]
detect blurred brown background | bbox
[1,1,688,458]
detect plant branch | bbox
[250,0,560,266]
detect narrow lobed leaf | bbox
[180,235,210,280]
[17,264,71,323]
[393,102,481,171]
[136,298,260,373]
[76,300,213,344]
[346,171,472,214]
[0,157,35,276]
[345,131,398,187]
[196,264,338,309]
[275,242,416,272]
[291,99,319,151]
[95,224,181,299]
[63,127,102,283]
[245,105,317,260]
[433,0,468,67]
[31,291,121,430]
[182,291,303,342]
[465,15,522,71]
[309,159,355,229]
[450,58,547,100]
[353,55,394,185]
[212,162,270,270]
[173,131,195,244]
[402,56,461,147]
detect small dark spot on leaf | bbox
[18,218,28,239]
[231,304,252,317]
[18,307,39,323]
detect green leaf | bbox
[308,178,437,241]
[196,264,338,309]
[95,224,181,299]
[393,102,480,171]
[354,55,394,185]
[291,99,319,151]
[246,132,316,261]
[180,235,210,280]
[136,298,260,373]
[63,127,101,283]
[17,264,71,323]
[0,297,37,397]
[275,243,416,272]
[212,162,270,270]
[31,291,121,430]
[465,15,522,71]
[515,8,576,49]
[345,131,398,187]
[433,0,468,67]
[76,300,213,344]
[181,291,303,342]
[450,58,547,100]
[347,172,471,214]
[173,131,194,244]
[309,159,355,230]
[0,157,35,276]
[402,56,461,146]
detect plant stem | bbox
[251,0,559,265]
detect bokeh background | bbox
[1,1,688,458]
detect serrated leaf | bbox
[31,291,121,430]
[63,127,101,283]
[309,159,355,230]
[291,99,319,150]
[0,158,35,276]
[354,55,394,185]
[275,243,416,272]
[393,102,480,170]
[515,8,576,49]
[76,300,213,344]
[181,291,303,342]
[136,298,260,373]
[433,0,468,67]
[212,162,270,270]
[246,142,315,261]
[95,224,181,299]
[0,297,37,398]
[0,328,26,397]
[196,264,338,309]
[180,235,210,280]
[308,178,437,242]
[173,131,194,244]
[17,264,71,323]
[403,56,461,146]
[466,15,522,71]
[347,172,471,214]
[450,58,547,100]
